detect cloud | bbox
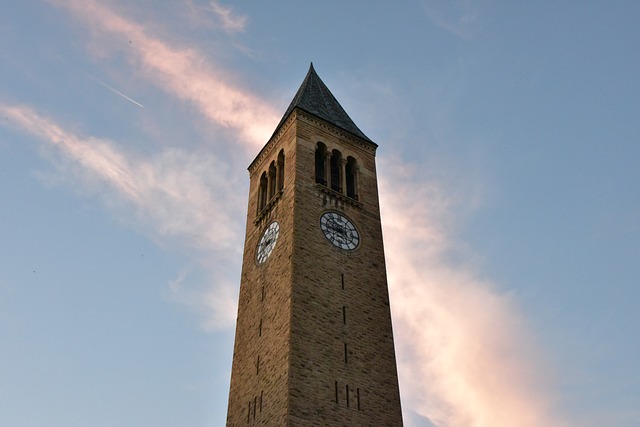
[50,0,278,149]
[1,103,243,325]
[207,1,248,33]
[3,103,566,425]
[1,104,243,252]
[379,159,566,427]
[420,0,479,39]
[16,2,565,422]
[182,0,248,33]
[16,0,281,326]
[167,264,239,331]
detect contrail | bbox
[86,73,144,108]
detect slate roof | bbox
[272,63,374,145]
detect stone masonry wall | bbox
[288,113,403,426]
[227,110,403,426]
[226,119,297,426]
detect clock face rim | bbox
[256,221,280,264]
[319,211,360,251]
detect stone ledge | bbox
[254,189,284,225]
[316,184,362,208]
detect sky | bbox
[1,1,639,426]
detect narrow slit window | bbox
[341,273,345,290]
[343,306,347,325]
[357,388,361,411]
[247,402,251,423]
[346,384,350,408]
[260,390,263,412]
[253,396,257,419]
[335,381,339,403]
[344,342,348,364]
[256,356,260,375]
[258,319,262,337]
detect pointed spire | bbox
[273,63,374,144]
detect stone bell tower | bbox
[226,64,403,426]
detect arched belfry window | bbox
[268,161,277,200]
[315,142,327,186]
[277,150,285,191]
[258,172,268,213]
[256,152,285,218]
[346,156,358,200]
[330,149,342,193]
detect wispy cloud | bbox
[51,0,278,149]
[167,264,239,330]
[207,1,248,33]
[379,159,566,427]
[15,1,564,423]
[42,0,280,327]
[1,103,243,327]
[183,0,248,33]
[1,104,243,254]
[420,0,479,39]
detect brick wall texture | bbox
[226,110,404,426]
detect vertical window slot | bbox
[344,343,348,364]
[256,356,260,375]
[346,384,350,408]
[260,390,263,412]
[335,381,339,403]
[253,396,257,419]
[342,306,347,325]
[341,273,345,290]
[258,319,262,337]
[357,388,361,411]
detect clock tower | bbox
[226,64,404,426]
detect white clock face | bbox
[256,221,280,264]
[320,212,359,250]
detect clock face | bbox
[320,212,359,250]
[256,221,280,264]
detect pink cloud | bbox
[3,103,567,425]
[2,103,243,327]
[379,159,567,427]
[51,0,278,149]
[1,103,243,254]
[14,2,567,422]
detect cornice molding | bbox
[297,110,377,155]
[248,112,296,175]
[248,107,377,175]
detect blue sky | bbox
[1,1,639,426]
